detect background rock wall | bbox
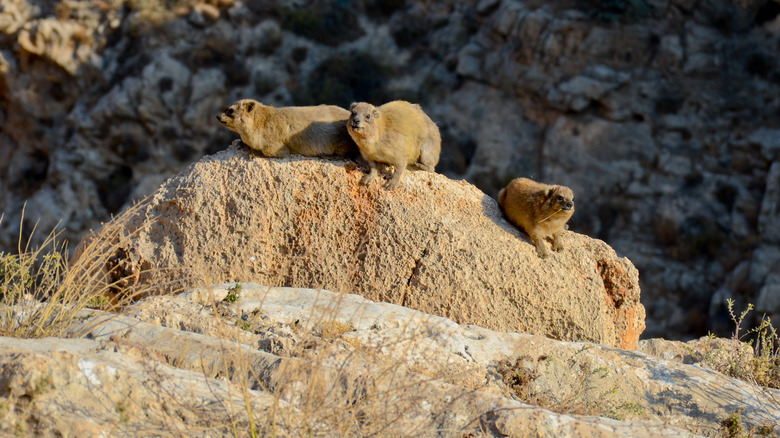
[2,0,780,339]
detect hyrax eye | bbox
[556,195,564,201]
[365,114,371,120]
[226,108,234,117]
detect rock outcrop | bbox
[1,283,777,437]
[4,0,780,340]
[85,144,646,349]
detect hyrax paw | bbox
[383,178,401,190]
[536,247,551,259]
[361,173,377,185]
[552,243,564,252]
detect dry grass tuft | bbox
[0,201,186,338]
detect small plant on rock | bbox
[223,283,241,303]
[727,299,780,389]
[721,408,744,438]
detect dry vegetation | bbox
[687,299,780,391]
[0,203,161,338]
[495,352,646,422]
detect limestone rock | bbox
[3,283,775,436]
[759,162,780,244]
[756,272,780,314]
[128,283,780,436]
[18,18,98,75]
[750,128,780,161]
[439,81,541,189]
[78,144,646,349]
[0,0,38,35]
[0,335,276,437]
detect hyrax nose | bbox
[565,201,573,209]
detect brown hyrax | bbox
[498,178,575,259]
[217,99,355,157]
[347,100,441,190]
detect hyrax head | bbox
[217,99,260,134]
[348,102,380,133]
[544,185,575,214]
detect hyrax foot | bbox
[532,238,551,259]
[361,164,378,185]
[414,161,435,172]
[384,175,401,190]
[536,246,551,259]
[552,237,564,252]
[383,165,405,190]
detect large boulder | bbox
[88,143,646,349]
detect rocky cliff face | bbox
[2,0,780,339]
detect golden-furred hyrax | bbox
[347,100,441,190]
[497,177,575,259]
[217,99,355,157]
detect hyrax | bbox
[498,178,575,259]
[217,99,355,157]
[347,100,441,190]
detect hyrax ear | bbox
[372,108,381,119]
[350,102,358,111]
[543,187,553,197]
[246,101,255,112]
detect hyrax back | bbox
[217,99,355,157]
[347,100,441,190]
[497,178,575,258]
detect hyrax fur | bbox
[498,178,575,259]
[347,100,441,190]
[217,99,355,158]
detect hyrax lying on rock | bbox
[217,99,355,157]
[347,100,441,190]
[498,178,575,259]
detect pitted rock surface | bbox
[83,144,645,349]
